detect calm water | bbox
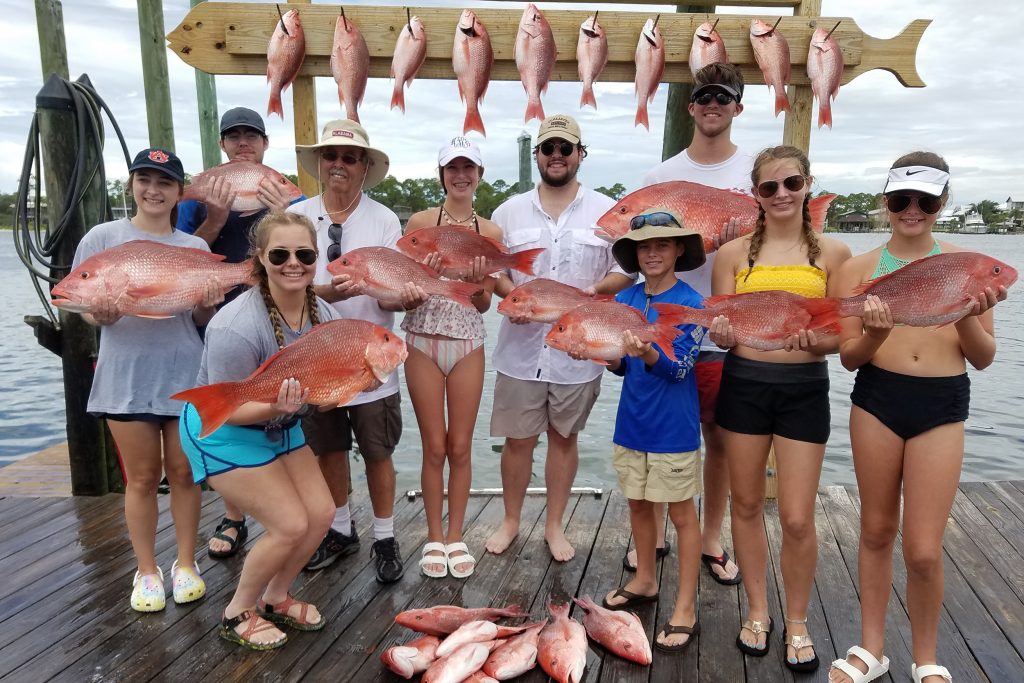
[3,233,1022,489]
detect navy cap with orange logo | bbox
[129,148,185,183]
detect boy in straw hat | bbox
[288,119,426,584]
[600,213,708,654]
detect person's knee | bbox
[125,469,162,495]
[860,518,898,552]
[267,511,310,546]
[668,502,698,530]
[780,512,815,542]
[904,542,943,580]
[422,438,448,465]
[164,460,196,489]
[731,493,763,522]
[446,435,472,466]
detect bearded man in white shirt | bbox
[485,115,633,561]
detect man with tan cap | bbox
[485,114,633,562]
[288,119,421,583]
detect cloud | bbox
[2,0,1022,207]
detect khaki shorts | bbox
[490,373,601,439]
[302,393,402,460]
[612,445,702,503]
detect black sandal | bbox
[622,542,671,571]
[701,550,742,585]
[655,620,700,653]
[208,516,248,559]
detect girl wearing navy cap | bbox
[830,152,1009,683]
[67,148,225,612]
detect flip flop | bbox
[701,550,741,585]
[654,620,700,653]
[602,587,659,611]
[622,542,671,571]
[736,616,772,657]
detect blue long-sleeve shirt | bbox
[611,280,705,453]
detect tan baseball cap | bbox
[536,114,582,145]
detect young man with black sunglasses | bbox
[177,106,304,561]
[485,114,633,562]
[625,63,750,592]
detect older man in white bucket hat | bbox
[288,119,419,584]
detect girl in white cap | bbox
[401,136,502,578]
[829,152,1009,683]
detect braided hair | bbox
[249,211,323,349]
[744,145,821,281]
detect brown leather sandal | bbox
[257,594,326,631]
[219,609,288,650]
[655,620,700,653]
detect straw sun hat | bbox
[295,119,390,190]
[611,213,706,274]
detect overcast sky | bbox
[2,0,1022,207]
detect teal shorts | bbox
[179,403,306,484]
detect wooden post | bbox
[781,0,822,152]
[137,0,176,150]
[35,0,69,82]
[661,4,703,162]
[191,0,221,169]
[517,132,533,193]
[289,0,318,197]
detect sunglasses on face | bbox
[320,151,364,165]
[539,141,575,157]
[756,174,806,198]
[327,223,344,261]
[267,248,317,266]
[885,193,942,215]
[693,91,736,106]
[630,211,683,230]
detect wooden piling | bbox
[660,4,703,161]
[137,0,176,150]
[191,0,220,169]
[35,0,69,82]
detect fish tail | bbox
[444,280,484,308]
[808,193,837,233]
[524,97,545,123]
[818,101,832,129]
[580,85,597,110]
[390,83,406,113]
[547,600,569,619]
[649,325,683,362]
[463,105,486,136]
[512,248,546,276]
[267,89,284,119]
[774,89,791,116]
[803,296,844,334]
[171,383,242,438]
[634,102,649,130]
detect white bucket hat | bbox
[295,119,390,190]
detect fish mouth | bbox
[458,23,478,37]
[51,297,90,313]
[582,28,599,38]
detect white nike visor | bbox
[883,165,949,196]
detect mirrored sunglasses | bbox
[885,193,942,215]
[756,174,806,198]
[630,211,683,230]
[267,248,317,266]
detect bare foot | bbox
[829,652,870,683]
[545,528,575,562]
[485,520,519,555]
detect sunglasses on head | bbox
[630,211,683,231]
[327,223,344,261]
[320,151,364,165]
[539,140,575,157]
[267,247,317,266]
[693,91,736,106]
[885,193,942,215]
[756,174,806,198]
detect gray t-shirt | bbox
[72,219,209,416]
[197,287,338,389]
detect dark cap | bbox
[691,82,743,103]
[128,148,184,183]
[219,107,266,135]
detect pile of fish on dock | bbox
[382,599,651,682]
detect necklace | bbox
[280,301,306,332]
[441,205,476,225]
[322,191,360,221]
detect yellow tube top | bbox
[734,264,827,298]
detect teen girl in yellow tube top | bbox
[708,145,851,673]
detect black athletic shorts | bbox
[851,363,969,440]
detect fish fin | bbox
[238,210,260,218]
[134,313,175,320]
[818,101,832,129]
[634,103,650,130]
[171,383,241,438]
[700,294,733,308]
[476,232,510,254]
[592,293,615,301]
[590,358,611,366]
[457,80,466,104]
[801,296,843,329]
[267,91,284,119]
[774,90,791,116]
[808,193,837,233]
[580,86,597,110]
[126,283,174,299]
[390,84,406,113]
[443,280,484,308]
[463,107,486,136]
[512,247,546,276]
[524,98,545,123]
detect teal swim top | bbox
[872,240,941,278]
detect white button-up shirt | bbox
[491,185,625,384]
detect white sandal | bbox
[445,542,476,579]
[830,646,890,682]
[912,663,952,683]
[419,542,448,578]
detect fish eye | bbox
[410,237,417,244]
[80,271,90,279]
[384,334,390,342]
[511,296,519,302]
[558,324,564,332]
[993,266,1002,274]
[618,206,628,214]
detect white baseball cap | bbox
[438,136,483,167]
[883,165,950,196]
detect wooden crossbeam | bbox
[167,4,930,88]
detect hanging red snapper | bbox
[171,320,407,437]
[397,226,545,279]
[390,15,427,113]
[634,17,665,130]
[576,14,607,109]
[515,3,556,123]
[690,19,729,76]
[807,25,843,128]
[330,9,369,123]
[839,252,1018,326]
[266,8,305,118]
[498,278,613,324]
[453,10,493,136]
[750,19,791,116]
[51,240,254,319]
[545,301,693,364]
[182,160,302,215]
